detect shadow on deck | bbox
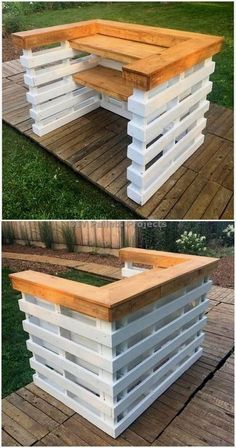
[2,285,234,447]
[3,59,233,219]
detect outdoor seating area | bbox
[2,64,233,218]
[1,5,234,447]
[10,20,225,206]
[8,248,218,438]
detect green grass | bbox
[2,267,111,397]
[2,124,136,219]
[3,2,233,219]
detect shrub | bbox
[2,223,14,245]
[176,231,207,255]
[39,222,54,249]
[3,15,24,34]
[62,224,76,252]
[222,224,234,246]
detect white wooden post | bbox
[127,58,215,205]
[18,275,211,438]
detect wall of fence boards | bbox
[2,221,136,253]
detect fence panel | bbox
[2,221,136,251]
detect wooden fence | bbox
[2,221,137,253]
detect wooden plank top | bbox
[73,66,133,101]
[70,34,165,64]
[12,19,223,91]
[9,248,218,321]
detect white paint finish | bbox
[34,374,116,437]
[30,357,113,416]
[128,81,212,143]
[21,43,101,136]
[24,55,100,87]
[127,100,209,166]
[127,119,206,189]
[128,60,215,117]
[27,339,113,395]
[19,298,113,346]
[126,58,214,204]
[22,319,113,372]
[101,95,131,120]
[127,134,204,205]
[32,98,100,136]
[19,277,210,437]
[121,266,147,277]
[26,79,80,105]
[21,46,80,68]
[112,281,211,346]
[30,87,97,121]
[19,45,215,207]
[114,349,202,437]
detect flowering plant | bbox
[176,231,207,255]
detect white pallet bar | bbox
[10,249,218,437]
[21,43,101,136]
[14,20,222,203]
[127,58,215,205]
[18,275,211,437]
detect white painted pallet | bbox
[21,44,129,137]
[19,266,211,438]
[19,41,215,203]
[127,58,215,205]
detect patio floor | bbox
[2,285,234,446]
[3,59,233,220]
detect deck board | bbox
[2,285,234,446]
[2,59,233,219]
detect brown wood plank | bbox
[184,181,220,219]
[12,21,97,48]
[166,174,207,219]
[72,413,132,446]
[2,413,36,446]
[2,398,49,440]
[6,393,59,432]
[123,36,223,89]
[16,387,67,424]
[202,187,232,219]
[40,423,89,446]
[2,430,21,446]
[74,66,133,101]
[149,169,197,218]
[25,383,74,417]
[63,415,110,446]
[70,34,165,64]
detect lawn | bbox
[2,267,111,397]
[3,2,233,219]
[2,124,136,219]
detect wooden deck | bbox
[2,284,234,446]
[3,59,233,219]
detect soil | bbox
[210,256,234,289]
[3,35,22,62]
[2,244,234,289]
[2,243,122,267]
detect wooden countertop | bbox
[12,19,223,91]
[10,248,218,321]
